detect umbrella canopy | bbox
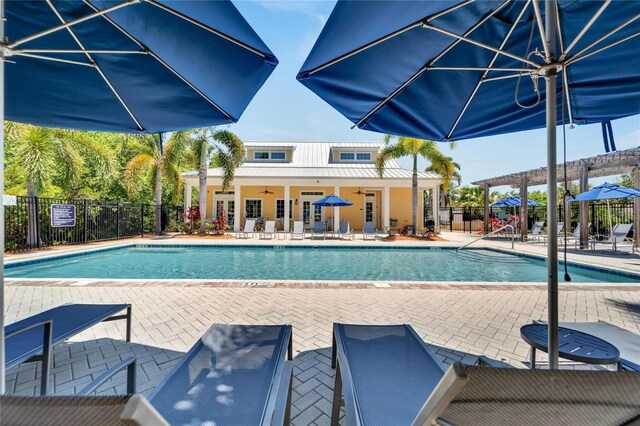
[298,0,640,369]
[297,1,639,140]
[3,0,278,133]
[492,195,540,207]
[570,183,640,202]
[312,194,354,207]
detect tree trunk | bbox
[199,141,208,234]
[26,180,39,248]
[412,155,418,236]
[155,165,162,236]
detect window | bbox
[339,151,372,161]
[253,150,286,161]
[245,199,262,218]
[339,152,355,161]
[275,199,294,219]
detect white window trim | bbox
[339,151,373,162]
[252,150,288,161]
[274,199,294,220]
[244,198,263,219]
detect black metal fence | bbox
[440,202,635,235]
[4,196,183,252]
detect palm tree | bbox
[124,132,189,234]
[376,135,456,235]
[7,124,115,246]
[425,156,461,208]
[454,186,486,207]
[188,128,244,233]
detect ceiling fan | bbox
[259,186,274,195]
[352,187,365,195]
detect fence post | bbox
[83,199,88,244]
[116,202,120,240]
[449,207,453,232]
[35,196,41,248]
[141,204,145,238]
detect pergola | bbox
[472,147,640,248]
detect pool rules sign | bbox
[51,204,77,227]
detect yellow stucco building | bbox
[182,142,441,232]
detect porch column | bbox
[432,186,440,231]
[334,185,340,231]
[483,183,490,235]
[383,186,390,230]
[183,184,192,215]
[520,177,528,241]
[579,162,589,249]
[284,185,291,232]
[234,184,241,231]
[635,167,640,248]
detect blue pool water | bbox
[5,245,639,283]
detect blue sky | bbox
[229,1,640,191]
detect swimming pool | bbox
[5,244,639,283]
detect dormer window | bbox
[253,150,286,161]
[339,151,372,162]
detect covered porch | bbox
[182,177,440,233]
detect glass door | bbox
[365,193,376,227]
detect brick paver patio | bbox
[4,233,640,425]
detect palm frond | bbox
[212,129,245,166]
[53,142,84,194]
[162,163,184,204]
[164,131,189,166]
[215,151,236,191]
[375,145,404,178]
[124,154,154,197]
[15,125,54,194]
[66,130,116,179]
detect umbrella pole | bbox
[545,0,559,370]
[0,0,5,393]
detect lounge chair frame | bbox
[236,218,256,239]
[330,323,445,426]
[290,221,305,240]
[5,304,132,395]
[149,324,294,426]
[363,222,378,240]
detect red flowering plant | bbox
[210,204,227,235]
[397,225,409,236]
[182,205,200,234]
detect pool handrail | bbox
[456,224,515,252]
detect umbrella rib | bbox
[303,0,477,77]
[7,0,139,49]
[46,0,144,132]
[558,0,611,62]
[144,0,273,62]
[17,49,147,55]
[531,0,550,61]
[82,0,233,121]
[351,0,511,129]
[421,23,540,68]
[12,52,94,67]
[445,0,532,140]
[566,30,640,66]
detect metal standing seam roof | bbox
[182,141,440,180]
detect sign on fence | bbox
[51,204,76,227]
[3,195,17,206]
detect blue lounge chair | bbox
[149,324,293,425]
[5,303,132,395]
[331,323,640,426]
[312,221,325,239]
[331,323,446,425]
[363,221,378,240]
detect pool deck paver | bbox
[3,232,640,425]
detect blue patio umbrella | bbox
[0,0,277,391]
[312,194,354,207]
[492,195,540,207]
[571,182,640,202]
[569,183,640,235]
[3,0,278,133]
[298,0,640,368]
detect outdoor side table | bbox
[520,324,621,370]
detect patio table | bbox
[520,324,621,370]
